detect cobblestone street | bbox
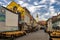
[15,30,49,40]
[0,30,49,40]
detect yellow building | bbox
[6,1,31,31]
[7,1,25,20]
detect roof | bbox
[23,7,30,13]
[52,16,57,23]
[47,14,60,23]
[7,1,21,8]
[1,6,18,15]
[38,21,47,26]
[47,18,52,22]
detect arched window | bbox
[13,6,17,12]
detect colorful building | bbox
[7,1,25,21]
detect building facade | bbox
[47,15,60,32]
[0,6,19,32]
[47,18,53,32]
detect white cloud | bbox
[33,0,47,6]
[0,0,11,7]
[36,13,47,21]
[50,0,55,3]
[39,0,46,4]
[40,6,57,21]
[39,15,47,21]
[15,0,37,14]
[38,11,57,21]
[44,12,50,16]
[50,0,56,4]
[3,1,12,7]
[2,4,7,7]
[50,13,57,17]
[28,0,31,2]
[18,1,32,7]
[0,2,7,7]
[35,5,47,8]
[49,6,57,17]
[22,3,29,7]
[0,2,3,5]
[58,12,60,14]
[18,1,24,5]
[28,6,36,13]
[3,0,8,3]
[38,12,40,15]
[27,5,47,14]
[34,2,38,5]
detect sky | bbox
[0,0,60,21]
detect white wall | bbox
[47,19,53,31]
[6,10,18,26]
[24,14,30,24]
[22,13,30,30]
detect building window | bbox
[13,6,17,12]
